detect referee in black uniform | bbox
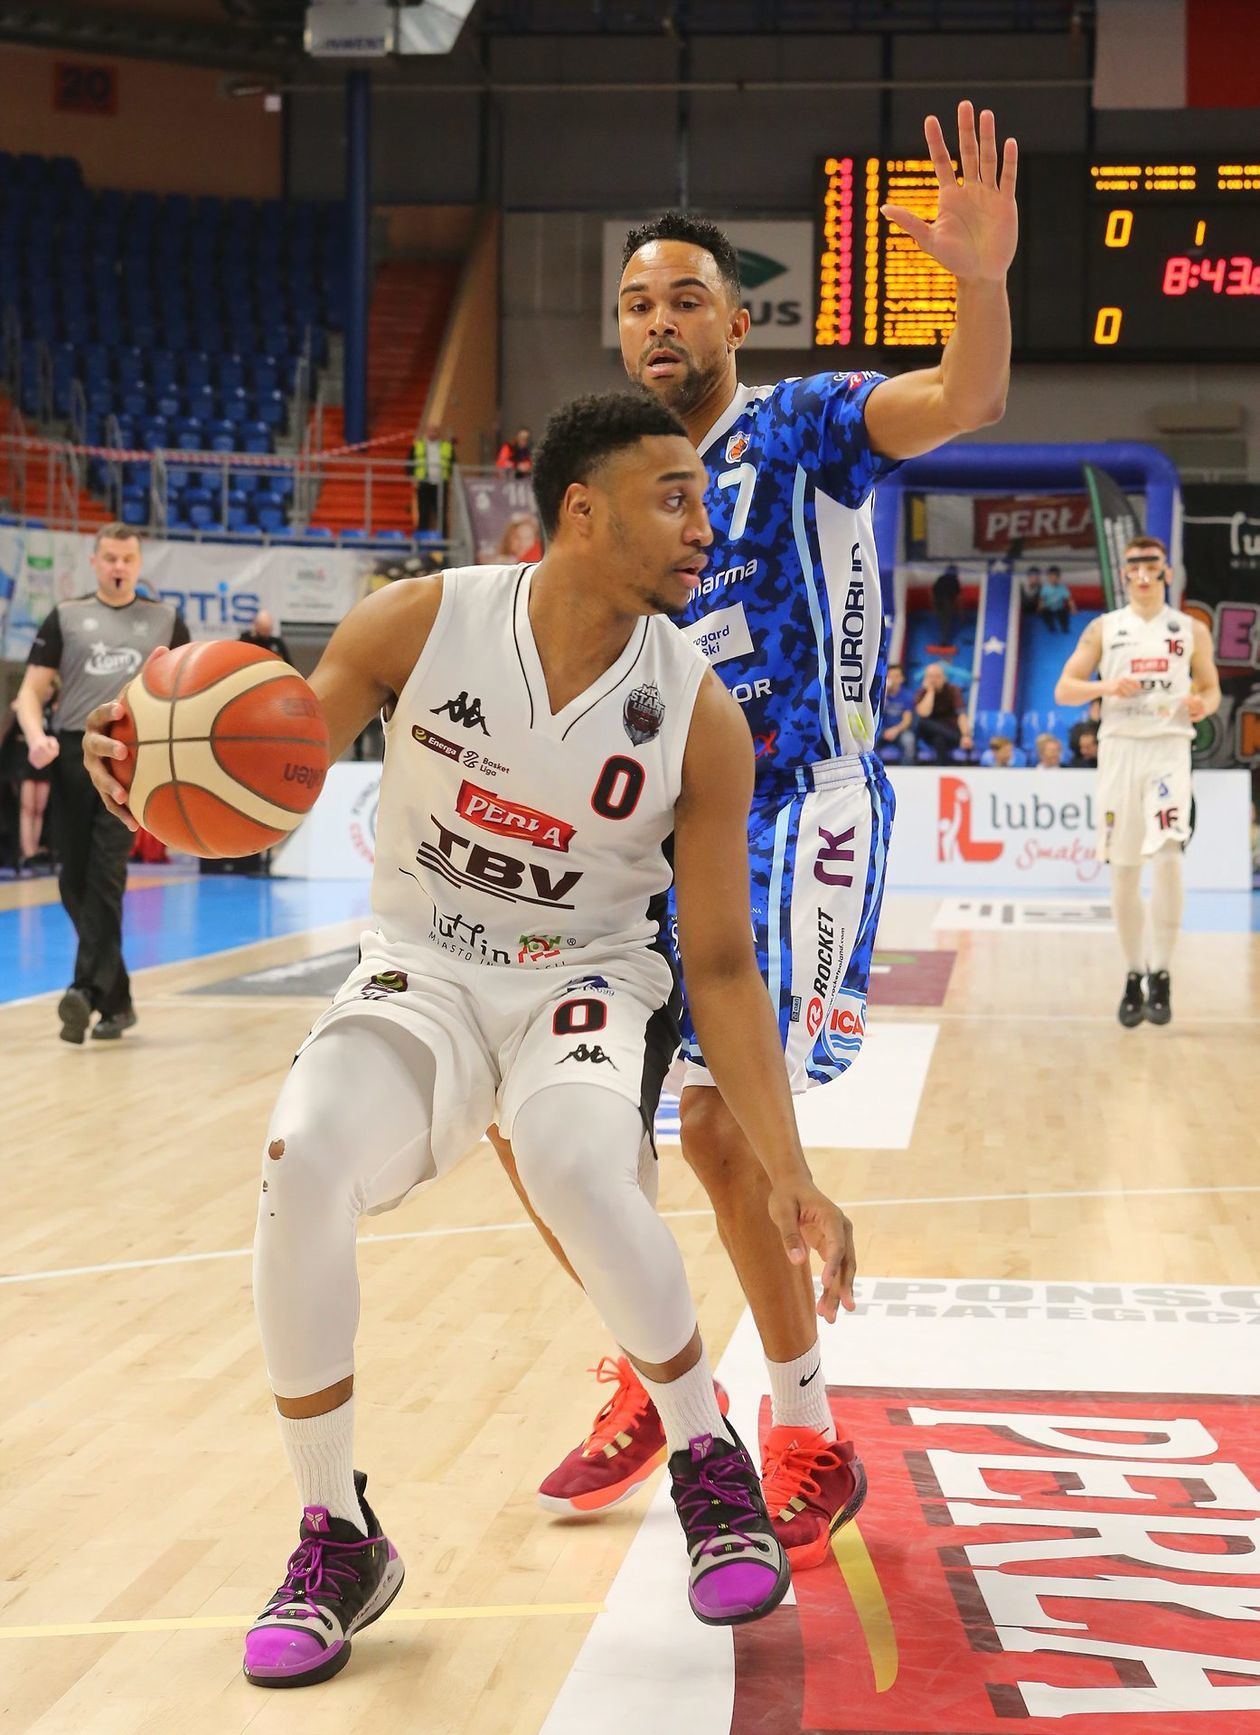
[14,525,189,1042]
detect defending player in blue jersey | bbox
[504,102,1019,1564]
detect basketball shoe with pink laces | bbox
[537,1355,730,1515]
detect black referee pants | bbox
[52,733,132,1017]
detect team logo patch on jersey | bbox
[518,932,564,963]
[623,682,665,746]
[360,970,408,999]
[725,431,750,464]
[456,781,575,853]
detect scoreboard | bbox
[815,155,1260,360]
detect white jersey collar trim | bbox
[695,381,757,461]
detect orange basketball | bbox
[108,641,330,858]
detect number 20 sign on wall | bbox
[53,62,118,117]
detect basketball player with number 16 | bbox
[81,392,858,1686]
[1054,534,1220,1026]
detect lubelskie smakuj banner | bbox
[1082,461,1140,613]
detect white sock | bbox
[766,1344,837,1440]
[1148,846,1184,972]
[1110,864,1146,973]
[276,1397,363,1533]
[639,1346,732,1458]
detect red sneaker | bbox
[761,1425,868,1569]
[538,1355,730,1516]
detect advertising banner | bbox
[1083,461,1140,612]
[0,527,372,658]
[884,765,1250,891]
[271,762,382,878]
[1182,483,1260,772]
[461,471,543,566]
[602,219,815,349]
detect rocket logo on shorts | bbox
[623,683,665,746]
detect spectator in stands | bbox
[496,426,534,477]
[1068,696,1102,760]
[239,609,291,665]
[1021,564,1042,614]
[1038,566,1074,633]
[2,698,55,873]
[984,734,1018,768]
[932,562,962,645]
[914,662,973,763]
[14,525,190,1042]
[1035,732,1064,768]
[412,423,455,535]
[1069,724,1099,768]
[877,664,915,762]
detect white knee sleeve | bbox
[253,1019,437,1399]
[1110,863,1146,973]
[512,1086,695,1366]
[1148,844,1184,971]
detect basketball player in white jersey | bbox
[1055,534,1219,1025]
[495,101,1019,1566]
[80,392,858,1683]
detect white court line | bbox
[5,1184,1260,1287]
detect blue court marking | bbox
[0,874,374,1005]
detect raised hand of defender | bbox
[766,1180,857,1325]
[882,101,1018,284]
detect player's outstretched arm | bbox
[865,101,1018,460]
[79,574,445,825]
[673,671,857,1323]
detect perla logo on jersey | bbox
[683,600,755,667]
[456,781,575,853]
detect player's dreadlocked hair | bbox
[532,390,688,537]
[621,212,742,305]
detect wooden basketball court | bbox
[3,875,1258,1733]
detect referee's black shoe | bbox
[1117,972,1145,1029]
[1144,971,1172,1026]
[92,1006,138,1041]
[58,987,92,1044]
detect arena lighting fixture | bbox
[304,0,476,58]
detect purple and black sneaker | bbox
[668,1427,791,1626]
[243,1470,404,1688]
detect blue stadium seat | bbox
[120,497,148,527]
[254,505,287,533]
[972,709,1018,751]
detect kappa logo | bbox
[456,781,576,853]
[557,1044,617,1067]
[624,682,664,746]
[725,430,750,464]
[430,690,489,734]
[735,1382,1260,1735]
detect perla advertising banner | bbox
[0,526,370,658]
[601,219,815,349]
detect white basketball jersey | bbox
[371,564,708,970]
[1097,604,1194,741]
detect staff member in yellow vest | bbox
[411,423,455,536]
[14,524,190,1042]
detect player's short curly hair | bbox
[532,390,688,537]
[621,212,742,304]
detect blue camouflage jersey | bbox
[678,371,899,791]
